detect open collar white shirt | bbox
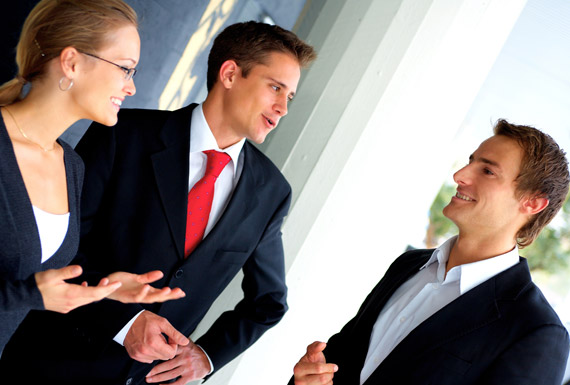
[360,236,520,384]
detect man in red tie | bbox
[1,21,316,385]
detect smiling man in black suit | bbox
[292,120,569,385]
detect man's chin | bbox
[249,134,268,144]
[442,205,456,222]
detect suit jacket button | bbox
[125,378,133,385]
[175,269,183,278]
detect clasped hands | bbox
[35,265,185,314]
[124,311,211,384]
[293,341,338,385]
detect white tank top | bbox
[32,205,70,263]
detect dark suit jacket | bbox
[291,248,569,385]
[1,104,290,384]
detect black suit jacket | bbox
[292,248,569,385]
[2,104,290,384]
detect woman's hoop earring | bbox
[58,77,74,91]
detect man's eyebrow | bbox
[470,154,501,169]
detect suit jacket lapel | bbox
[347,251,432,374]
[359,251,430,324]
[364,258,530,384]
[377,278,498,369]
[151,105,195,259]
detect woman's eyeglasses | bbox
[79,51,137,81]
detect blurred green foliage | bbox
[425,183,456,248]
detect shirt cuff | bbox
[196,344,214,375]
[113,309,146,345]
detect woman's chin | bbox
[95,114,119,127]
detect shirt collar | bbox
[421,235,519,294]
[421,236,455,271]
[190,103,245,177]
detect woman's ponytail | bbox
[0,77,26,106]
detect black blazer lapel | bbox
[343,250,432,376]
[370,280,498,380]
[151,105,195,259]
[359,251,431,324]
[364,259,531,384]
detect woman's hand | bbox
[105,270,185,304]
[35,265,121,313]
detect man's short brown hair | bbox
[494,119,569,247]
[207,21,316,91]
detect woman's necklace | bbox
[3,106,55,152]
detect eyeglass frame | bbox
[78,51,137,81]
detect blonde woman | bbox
[0,0,185,352]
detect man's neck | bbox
[201,94,242,150]
[446,232,517,274]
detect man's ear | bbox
[521,195,549,216]
[59,46,81,79]
[219,60,239,89]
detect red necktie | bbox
[184,150,231,257]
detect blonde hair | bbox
[0,0,137,106]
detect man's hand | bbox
[105,271,185,304]
[35,265,122,313]
[145,341,211,384]
[293,341,338,385]
[124,311,190,363]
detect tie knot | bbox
[203,150,231,178]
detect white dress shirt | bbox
[360,236,519,384]
[33,205,69,263]
[113,104,246,370]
